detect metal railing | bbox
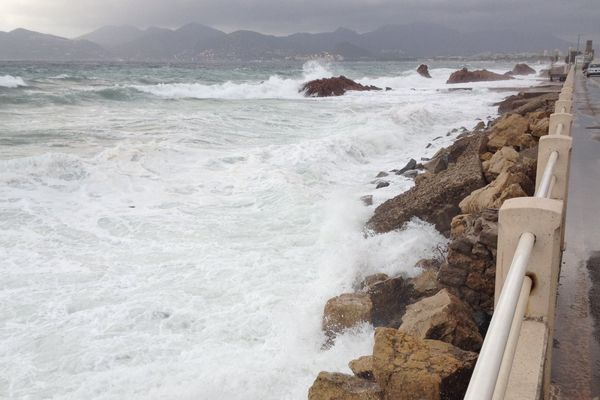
[464,65,575,400]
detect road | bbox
[551,73,600,399]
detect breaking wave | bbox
[0,75,27,88]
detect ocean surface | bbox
[0,60,544,399]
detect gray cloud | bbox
[1,0,598,38]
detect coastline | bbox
[308,72,561,400]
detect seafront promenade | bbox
[552,72,600,399]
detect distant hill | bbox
[0,28,109,61]
[0,23,573,62]
[78,25,145,48]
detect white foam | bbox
[0,74,27,88]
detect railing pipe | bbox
[463,232,536,400]
[535,151,559,198]
[555,122,564,136]
[492,275,533,400]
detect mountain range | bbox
[0,23,572,62]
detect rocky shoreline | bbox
[308,76,560,400]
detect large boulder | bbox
[323,293,372,339]
[301,76,381,97]
[446,68,513,84]
[322,276,415,340]
[417,64,432,78]
[486,113,536,152]
[398,289,483,351]
[308,372,383,400]
[458,165,533,214]
[367,134,486,236]
[482,146,519,181]
[507,63,536,75]
[372,329,477,400]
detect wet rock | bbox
[367,134,486,236]
[473,121,486,131]
[376,171,389,178]
[349,356,375,381]
[393,158,417,175]
[376,181,390,189]
[446,68,513,84]
[414,258,441,271]
[401,170,419,179]
[385,87,392,91]
[409,269,439,298]
[399,289,483,351]
[308,371,383,400]
[373,329,477,400]
[358,273,389,290]
[507,63,536,75]
[301,76,382,97]
[361,195,374,206]
[367,276,415,328]
[417,64,432,78]
[322,293,372,339]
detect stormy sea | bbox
[0,60,543,399]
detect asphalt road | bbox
[551,73,600,400]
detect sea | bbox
[0,60,543,399]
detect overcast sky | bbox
[0,0,598,39]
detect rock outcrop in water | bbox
[416,64,432,78]
[506,63,536,76]
[300,76,382,97]
[446,68,513,84]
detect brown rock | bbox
[349,356,375,380]
[482,146,519,181]
[301,76,382,97]
[367,134,486,236]
[446,68,513,84]
[459,167,531,213]
[507,63,536,75]
[308,371,383,400]
[322,293,372,339]
[495,92,558,114]
[530,116,549,137]
[399,289,483,351]
[367,276,414,328]
[417,64,432,78]
[372,329,477,400]
[486,113,536,152]
[409,269,439,298]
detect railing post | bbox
[535,135,572,251]
[554,100,572,114]
[548,112,573,136]
[495,198,563,399]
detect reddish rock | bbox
[417,64,432,78]
[301,76,382,97]
[447,68,513,84]
[507,63,536,75]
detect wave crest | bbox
[0,75,27,88]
